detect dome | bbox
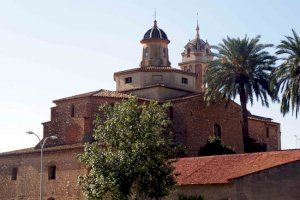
[143,20,168,40]
[185,38,207,51]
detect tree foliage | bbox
[78,97,177,200]
[273,29,300,117]
[198,136,235,156]
[204,35,277,152]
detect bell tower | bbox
[140,19,171,68]
[178,17,212,92]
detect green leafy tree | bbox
[273,29,300,117]
[198,136,235,156]
[78,97,177,200]
[204,36,277,152]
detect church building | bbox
[1,19,298,200]
[43,19,281,155]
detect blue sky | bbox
[0,0,299,152]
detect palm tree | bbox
[204,36,277,152]
[273,29,300,117]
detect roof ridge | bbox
[53,89,104,102]
[53,89,134,103]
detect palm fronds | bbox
[205,35,277,106]
[274,29,300,117]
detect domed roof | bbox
[143,20,168,40]
[185,38,207,51]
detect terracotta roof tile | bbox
[92,90,131,98]
[174,150,300,185]
[249,114,273,121]
[53,89,131,103]
[113,67,195,78]
[121,84,196,94]
[0,143,83,157]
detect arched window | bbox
[187,48,191,57]
[163,48,166,57]
[214,124,222,138]
[145,47,149,58]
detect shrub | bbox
[198,136,235,156]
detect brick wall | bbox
[42,97,122,147]
[43,94,280,155]
[171,95,244,155]
[0,147,85,200]
[248,118,280,151]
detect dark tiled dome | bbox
[143,20,168,40]
[185,38,206,51]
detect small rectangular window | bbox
[266,127,270,138]
[182,77,188,84]
[125,77,132,84]
[48,165,56,180]
[11,167,18,181]
[70,105,75,117]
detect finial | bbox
[153,9,157,27]
[196,12,200,39]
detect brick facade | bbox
[0,146,85,200]
[39,90,281,156]
[42,97,123,148]
[170,95,244,155]
[248,118,280,151]
[40,91,280,156]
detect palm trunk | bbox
[239,87,250,152]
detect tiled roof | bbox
[185,38,207,51]
[0,147,35,155]
[174,150,300,185]
[120,84,196,94]
[0,143,83,157]
[163,92,203,102]
[113,67,195,78]
[53,89,131,103]
[92,90,130,98]
[249,114,273,121]
[143,20,168,40]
